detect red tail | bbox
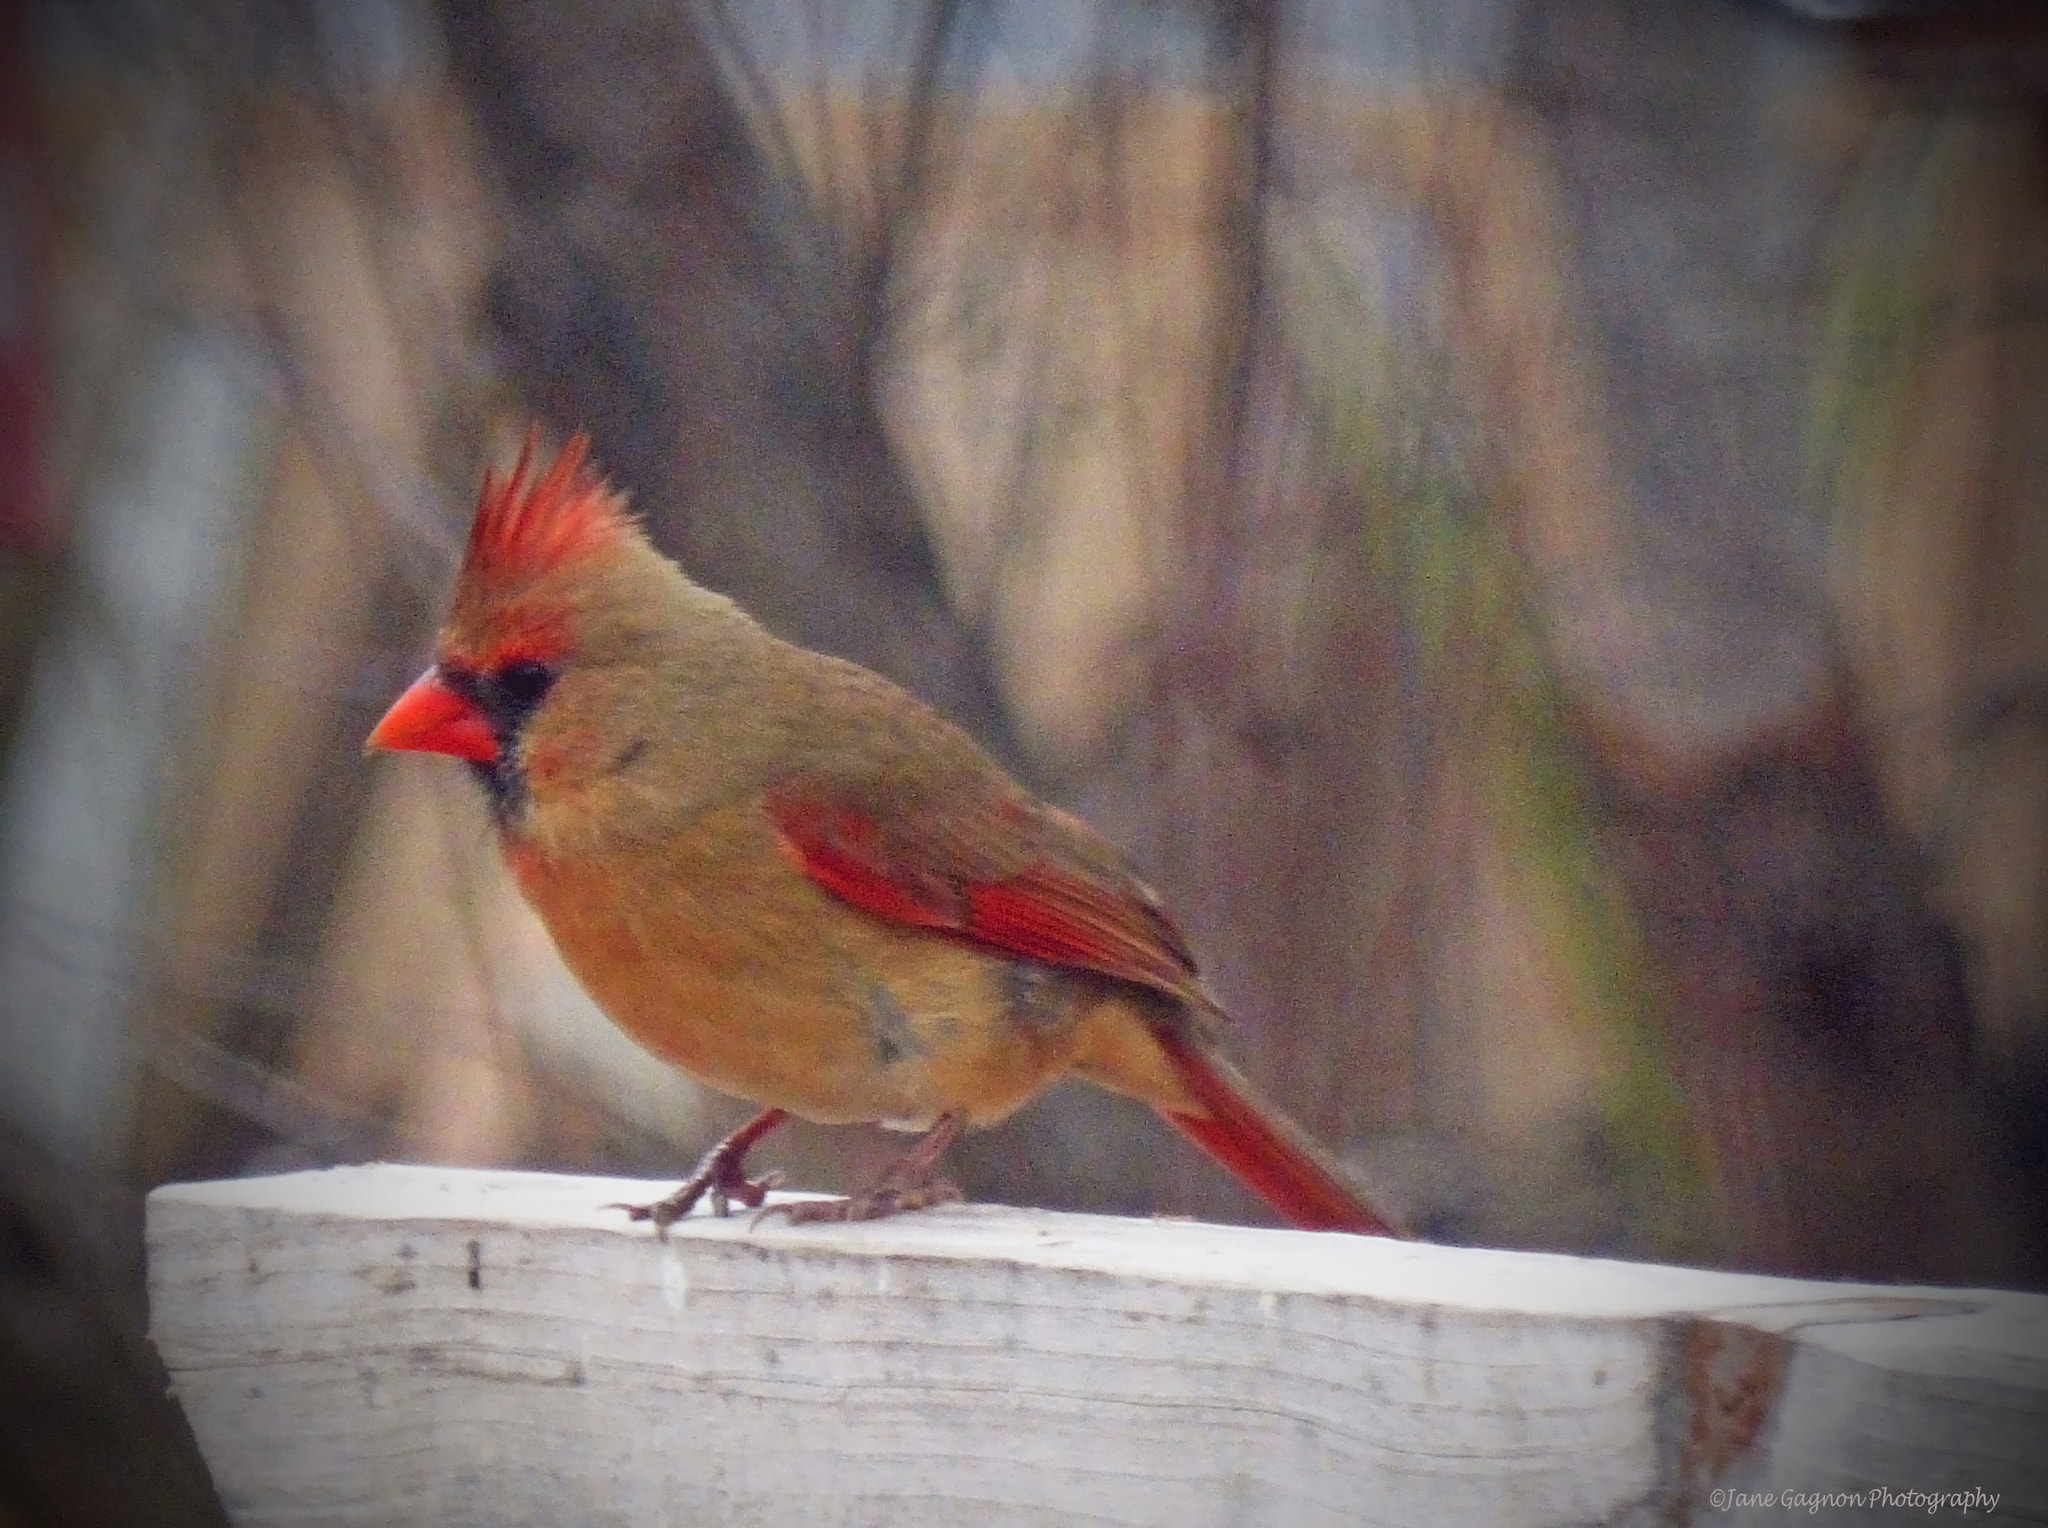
[1153,1031,1403,1237]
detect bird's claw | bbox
[709,1168,783,1217]
[610,1163,784,1238]
[750,1176,961,1229]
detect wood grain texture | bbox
[147,1165,2047,1527]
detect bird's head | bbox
[367,430,684,835]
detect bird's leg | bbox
[757,1114,964,1227]
[612,1107,790,1236]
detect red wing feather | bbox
[766,785,1200,1004]
[763,791,961,933]
[965,868,1196,997]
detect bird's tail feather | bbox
[1151,1031,1403,1237]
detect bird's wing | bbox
[763,778,1205,1008]
[768,772,1404,1237]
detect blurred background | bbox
[1,0,2044,1520]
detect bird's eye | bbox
[493,659,557,712]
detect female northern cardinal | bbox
[367,432,1401,1236]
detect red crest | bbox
[461,428,630,587]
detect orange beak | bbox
[366,668,499,764]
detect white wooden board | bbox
[147,1165,2048,1526]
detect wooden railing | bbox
[147,1165,2046,1526]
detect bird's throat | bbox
[467,754,529,828]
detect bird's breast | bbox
[500,800,1095,1126]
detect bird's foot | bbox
[754,1175,962,1228]
[752,1112,964,1229]
[613,1161,785,1236]
[609,1107,790,1237]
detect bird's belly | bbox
[505,822,1089,1127]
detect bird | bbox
[367,430,1402,1237]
